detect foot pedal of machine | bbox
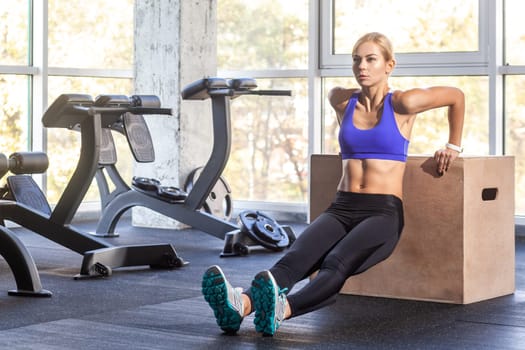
[123,113,155,163]
[7,175,52,215]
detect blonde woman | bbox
[202,32,465,336]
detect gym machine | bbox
[0,152,52,296]
[0,96,188,280]
[77,78,296,256]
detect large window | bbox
[1,2,31,154]
[0,0,133,207]
[0,75,30,153]
[2,0,525,220]
[217,0,309,205]
[217,0,308,71]
[46,77,133,202]
[208,0,525,219]
[228,78,309,203]
[505,0,525,65]
[506,76,525,214]
[322,0,524,219]
[48,1,133,70]
[332,1,479,55]
[322,0,486,72]
[504,0,525,217]
[46,0,134,204]
[0,2,30,66]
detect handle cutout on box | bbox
[482,187,498,201]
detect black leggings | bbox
[246,191,404,318]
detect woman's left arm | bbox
[394,86,465,175]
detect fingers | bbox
[434,148,458,175]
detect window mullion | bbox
[487,0,504,155]
[30,0,48,189]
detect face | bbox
[352,41,394,87]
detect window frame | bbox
[3,0,525,221]
[0,0,133,209]
[320,0,490,76]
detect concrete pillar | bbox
[133,0,216,228]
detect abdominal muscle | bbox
[337,158,406,199]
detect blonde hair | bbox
[352,32,394,62]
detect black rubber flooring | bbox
[0,218,523,349]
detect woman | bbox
[201,32,465,336]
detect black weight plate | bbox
[184,167,233,220]
[238,210,290,251]
[158,186,188,202]
[238,210,258,232]
[274,230,290,249]
[132,176,161,192]
[253,217,283,243]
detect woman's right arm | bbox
[328,87,357,124]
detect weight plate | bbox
[237,210,290,251]
[132,177,187,202]
[132,176,160,191]
[158,186,188,201]
[238,210,258,232]
[185,167,233,220]
[253,217,284,243]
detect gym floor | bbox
[0,218,523,350]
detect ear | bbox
[386,59,396,75]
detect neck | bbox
[359,84,390,111]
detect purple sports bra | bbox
[338,92,409,162]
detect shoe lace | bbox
[229,287,244,314]
[275,287,288,322]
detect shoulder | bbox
[391,87,430,104]
[392,86,463,100]
[391,87,464,114]
[328,87,360,111]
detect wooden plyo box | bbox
[309,154,515,304]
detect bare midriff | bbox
[337,158,406,199]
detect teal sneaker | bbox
[202,265,244,334]
[251,270,287,336]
